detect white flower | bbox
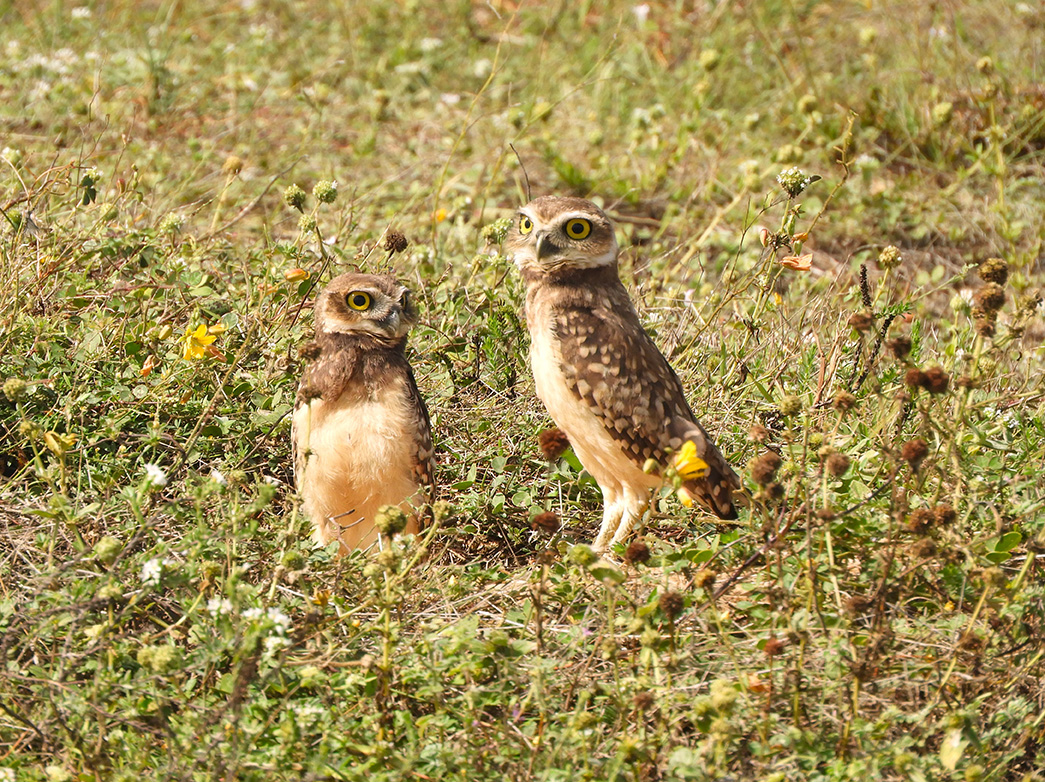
[242,607,264,621]
[419,37,443,53]
[440,93,461,106]
[143,462,167,488]
[267,608,291,634]
[141,558,167,587]
[472,58,493,79]
[207,597,234,616]
[632,3,650,24]
[209,468,227,486]
[0,768,16,782]
[263,635,290,654]
[71,7,91,18]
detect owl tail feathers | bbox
[677,454,742,520]
[678,479,738,519]
[669,426,742,519]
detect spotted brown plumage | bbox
[292,273,435,554]
[506,195,740,551]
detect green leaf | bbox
[939,727,966,770]
[997,531,1022,552]
[588,559,625,584]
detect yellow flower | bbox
[677,486,696,508]
[283,267,309,282]
[434,208,448,223]
[182,324,217,360]
[674,440,710,481]
[43,431,77,456]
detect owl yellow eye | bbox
[519,215,534,235]
[346,291,372,311]
[564,218,592,240]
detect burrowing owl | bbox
[506,196,740,551]
[293,273,435,554]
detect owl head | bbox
[505,196,618,274]
[314,273,417,343]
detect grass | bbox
[1,0,1044,779]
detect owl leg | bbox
[608,487,650,548]
[592,484,625,553]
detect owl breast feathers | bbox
[292,273,434,554]
[506,195,740,551]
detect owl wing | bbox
[554,305,739,519]
[403,362,437,519]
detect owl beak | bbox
[536,232,561,261]
[383,309,402,336]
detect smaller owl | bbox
[293,273,435,554]
[506,196,740,552]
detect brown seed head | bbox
[904,368,928,389]
[933,503,957,526]
[848,312,874,332]
[974,283,1006,313]
[633,691,656,712]
[749,451,782,486]
[764,482,786,501]
[956,375,979,390]
[844,594,874,615]
[910,538,937,558]
[659,591,685,621]
[530,511,561,534]
[975,317,996,338]
[906,508,934,534]
[815,507,837,522]
[384,230,409,254]
[624,539,651,565]
[977,257,1009,285]
[833,391,858,412]
[826,452,851,478]
[749,424,770,443]
[763,636,786,657]
[901,438,929,470]
[538,428,570,461]
[924,366,950,395]
[888,335,912,361]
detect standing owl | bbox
[506,196,740,552]
[293,273,435,554]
